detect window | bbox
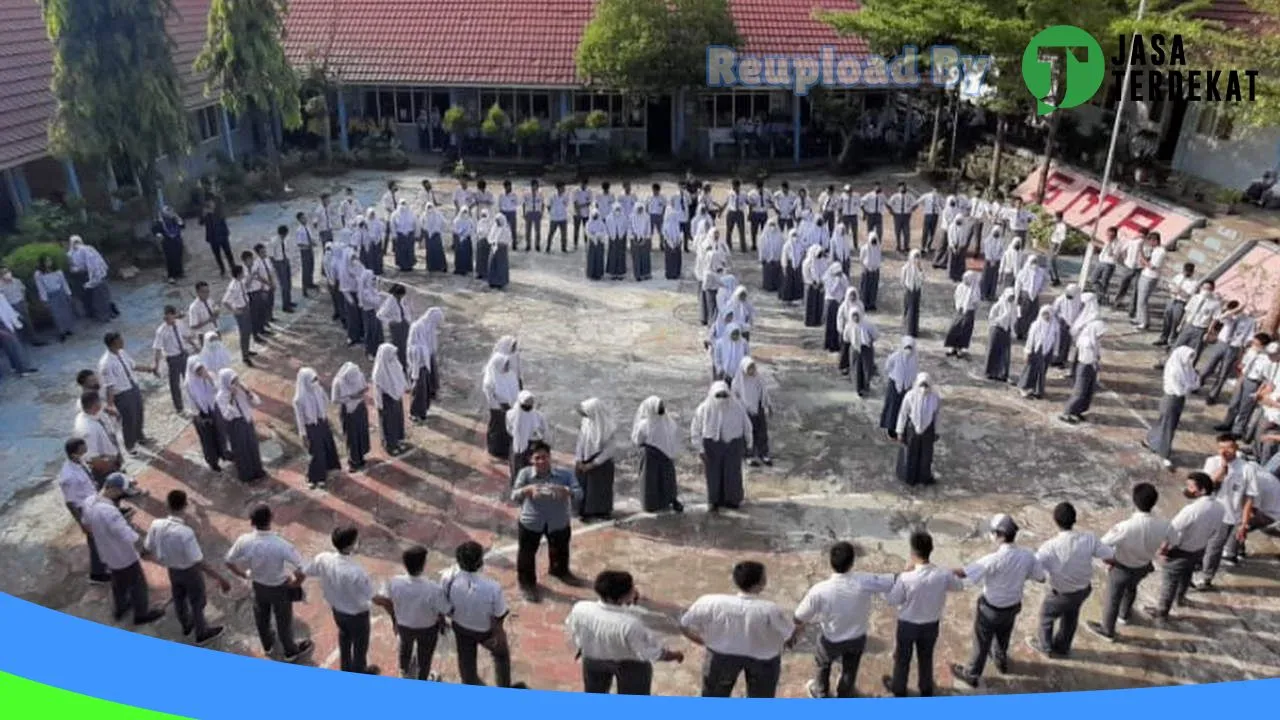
[396,90,413,123]
[531,93,550,119]
[699,91,779,127]
[575,93,592,114]
[192,106,221,141]
[570,92,642,128]
[363,90,379,117]
[1195,107,1218,136]
[378,89,396,122]
[412,91,428,121]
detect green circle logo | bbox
[1022,25,1106,115]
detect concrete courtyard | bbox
[2,168,1278,696]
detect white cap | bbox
[989,513,1018,535]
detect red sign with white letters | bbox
[1014,165,1201,242]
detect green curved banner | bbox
[0,671,188,719]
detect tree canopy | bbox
[576,0,741,93]
[195,0,302,131]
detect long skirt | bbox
[853,344,876,395]
[664,247,683,279]
[1145,393,1185,460]
[632,241,651,280]
[823,300,842,351]
[947,248,966,282]
[410,373,431,420]
[340,404,371,468]
[699,289,718,326]
[860,269,880,311]
[363,309,383,357]
[606,238,627,277]
[304,420,341,484]
[980,261,999,301]
[780,266,803,302]
[226,416,265,483]
[586,243,606,280]
[761,260,782,292]
[453,237,474,275]
[193,411,227,471]
[578,460,616,519]
[394,232,416,271]
[1014,296,1038,340]
[44,289,75,336]
[1052,319,1073,366]
[367,244,385,275]
[804,285,824,327]
[488,245,509,289]
[67,269,89,317]
[487,407,512,458]
[345,296,364,345]
[896,421,937,486]
[985,326,1012,381]
[427,353,440,399]
[879,380,907,435]
[509,446,531,488]
[426,232,449,272]
[379,394,406,452]
[1018,350,1051,397]
[640,446,678,512]
[702,437,746,508]
[944,309,976,351]
[475,238,491,280]
[1064,362,1098,418]
[902,288,921,337]
[87,283,114,322]
[999,272,1016,292]
[389,320,409,370]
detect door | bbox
[647,95,673,156]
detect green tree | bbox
[1194,0,1280,131]
[195,0,302,190]
[810,89,864,169]
[43,0,190,216]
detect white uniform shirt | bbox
[225,530,303,587]
[152,321,196,358]
[269,232,295,262]
[97,350,139,394]
[452,188,472,210]
[794,572,894,642]
[887,191,914,215]
[296,224,316,249]
[187,297,219,334]
[573,188,593,218]
[1142,245,1167,278]
[314,202,336,233]
[680,593,793,660]
[57,460,97,510]
[1252,471,1280,518]
[566,601,665,662]
[861,191,885,215]
[916,191,940,215]
[1036,531,1114,593]
[1167,275,1198,303]
[646,194,666,216]
[74,411,121,458]
[1203,456,1258,525]
[80,495,139,570]
[383,575,451,629]
[725,189,743,213]
[773,191,797,219]
[305,552,374,615]
[1100,512,1176,568]
[886,563,963,624]
[963,544,1045,608]
[522,189,544,215]
[144,516,204,570]
[1170,496,1226,552]
[222,279,251,313]
[498,191,518,214]
[548,192,569,222]
[440,567,508,633]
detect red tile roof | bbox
[282,0,868,88]
[0,0,215,171]
[1195,0,1269,30]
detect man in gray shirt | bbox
[511,441,584,602]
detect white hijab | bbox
[860,231,882,271]
[714,323,749,374]
[1071,292,1101,337]
[782,230,804,268]
[801,245,827,284]
[900,249,924,290]
[507,390,546,454]
[1015,255,1046,299]
[900,372,939,431]
[199,331,232,376]
[182,357,218,415]
[829,224,851,261]
[632,396,679,460]
[1164,346,1200,396]
[989,288,1018,330]
[661,208,682,247]
[630,204,650,237]
[371,343,408,407]
[731,357,769,413]
[885,337,918,389]
[293,367,329,433]
[759,219,783,262]
[489,214,512,246]
[406,308,441,378]
[575,397,615,462]
[823,263,849,301]
[1025,307,1059,355]
[954,270,981,313]
[1052,284,1083,325]
[843,308,875,348]
[692,381,750,442]
[215,368,255,421]
[331,361,367,409]
[481,352,520,407]
[493,335,520,380]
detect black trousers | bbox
[333,610,371,673]
[109,561,151,622]
[453,622,512,687]
[300,247,316,291]
[208,238,235,276]
[1038,586,1091,655]
[168,565,210,636]
[964,597,1019,679]
[583,658,654,695]
[249,290,269,335]
[164,353,187,413]
[889,620,939,697]
[725,210,746,249]
[516,522,571,589]
[234,311,252,360]
[251,582,300,656]
[814,633,866,698]
[701,651,781,698]
[398,625,441,679]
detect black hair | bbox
[79,390,102,412]
[528,440,551,456]
[195,280,209,291]
[593,570,635,603]
[829,541,856,573]
[1217,433,1240,445]
[909,531,933,561]
[1133,482,1158,513]
[249,504,272,530]
[167,489,188,514]
[295,212,307,222]
[403,545,428,576]
[65,437,87,458]
[1182,263,1196,275]
[1226,300,1241,310]
[389,283,406,298]
[1053,502,1077,530]
[103,331,122,348]
[1189,472,1214,495]
[1258,333,1273,346]
[732,560,766,592]
[253,243,266,253]
[277,225,289,237]
[164,305,178,316]
[456,540,484,572]
[332,525,359,552]
[240,250,256,261]
[75,369,96,386]
[231,264,245,279]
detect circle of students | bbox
[25,173,1277,696]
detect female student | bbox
[1018,306,1059,399]
[858,230,882,311]
[575,398,618,521]
[331,361,371,472]
[632,396,682,513]
[822,265,850,353]
[216,368,265,483]
[879,337,918,440]
[293,367,341,488]
[372,343,410,456]
[1144,346,1199,469]
[900,249,925,337]
[944,270,981,358]
[896,372,940,486]
[985,288,1018,382]
[732,357,773,467]
[758,218,784,292]
[182,358,228,472]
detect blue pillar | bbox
[792,94,801,165]
[559,91,569,120]
[3,169,24,214]
[337,90,350,152]
[62,158,82,200]
[12,166,32,206]
[220,107,236,161]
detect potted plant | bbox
[442,106,471,158]
[1213,187,1242,215]
[480,104,511,157]
[514,118,546,159]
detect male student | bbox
[81,474,165,626]
[296,211,318,296]
[1031,502,1114,658]
[565,570,684,695]
[884,531,963,698]
[306,525,380,675]
[151,305,197,413]
[374,545,451,680]
[268,224,296,313]
[145,489,231,645]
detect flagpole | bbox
[1078,0,1149,287]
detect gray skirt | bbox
[578,459,616,519]
[1064,362,1098,418]
[304,420,341,483]
[226,416,265,482]
[1145,393,1185,459]
[702,437,746,508]
[640,446,678,512]
[44,289,75,334]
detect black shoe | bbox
[282,307,295,314]
[881,675,901,697]
[32,340,48,347]
[1084,621,1116,643]
[362,665,382,675]
[242,358,255,368]
[181,624,194,637]
[520,585,541,603]
[284,640,314,663]
[261,330,276,337]
[89,574,111,585]
[247,351,259,357]
[950,663,978,689]
[671,499,684,513]
[133,609,165,626]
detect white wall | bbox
[1173,105,1280,190]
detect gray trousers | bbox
[333,609,371,673]
[1134,274,1158,326]
[109,561,151,622]
[114,386,145,451]
[701,651,781,698]
[453,622,512,687]
[1156,548,1203,615]
[1201,345,1242,402]
[251,582,300,656]
[582,657,654,695]
[300,247,316,291]
[1099,562,1151,635]
[1038,585,1091,655]
[1201,521,1235,582]
[814,633,866,697]
[1225,378,1262,436]
[0,327,34,375]
[168,565,210,636]
[234,311,252,359]
[1158,299,1185,345]
[964,597,1019,679]
[272,259,293,310]
[892,212,910,251]
[165,353,187,413]
[889,619,939,697]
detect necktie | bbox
[323,207,331,230]
[118,354,136,389]
[171,324,184,355]
[398,300,405,323]
[240,282,249,307]
[97,418,119,453]
[202,299,213,321]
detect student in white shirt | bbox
[1155,262,1199,347]
[58,438,111,583]
[1032,502,1114,658]
[1147,472,1226,618]
[442,540,512,687]
[566,570,684,695]
[306,526,379,675]
[99,331,152,452]
[294,211,318,297]
[1172,279,1222,352]
[82,474,166,625]
[268,225,296,313]
[151,305,196,414]
[145,489,231,644]
[572,179,593,250]
[861,183,885,244]
[1089,226,1120,301]
[547,181,570,253]
[1111,233,1145,310]
[680,560,794,698]
[225,504,313,662]
[773,182,797,232]
[884,531,963,697]
[915,188,940,253]
[220,264,257,365]
[74,390,123,481]
[794,541,893,698]
[187,281,220,345]
[1235,463,1280,557]
[1197,436,1257,587]
[952,514,1045,688]
[724,178,747,252]
[1217,337,1274,437]
[1047,211,1069,287]
[242,247,274,336]
[373,545,451,680]
[1200,302,1258,403]
[498,179,519,246]
[887,182,915,253]
[748,180,770,250]
[521,179,545,252]
[1086,483,1176,641]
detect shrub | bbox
[584,110,608,130]
[4,242,68,282]
[442,106,470,135]
[13,200,79,246]
[1028,205,1090,256]
[515,118,545,145]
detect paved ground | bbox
[3,168,1280,696]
